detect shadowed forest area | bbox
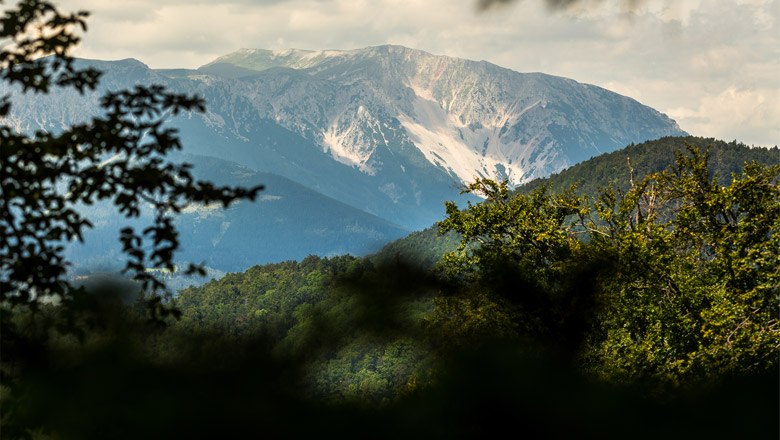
[2,1,779,439]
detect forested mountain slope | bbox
[170,140,778,425]
[372,136,779,267]
[520,136,779,196]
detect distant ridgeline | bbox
[173,135,780,408]
[5,45,686,233]
[519,136,780,196]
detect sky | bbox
[51,0,780,147]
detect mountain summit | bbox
[5,45,685,233]
[199,45,685,185]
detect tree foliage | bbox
[441,145,779,385]
[0,0,262,327]
[437,178,595,347]
[588,147,779,384]
[1,3,264,436]
[439,179,585,284]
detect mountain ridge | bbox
[4,44,685,233]
[67,153,410,273]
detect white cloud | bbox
[669,87,780,146]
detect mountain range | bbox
[2,45,687,272]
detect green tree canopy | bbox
[1,0,262,330]
[439,145,779,385]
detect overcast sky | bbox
[53,0,779,146]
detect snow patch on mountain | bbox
[182,202,225,219]
[398,82,531,184]
[321,105,381,175]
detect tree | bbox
[439,179,584,283]
[437,179,590,346]
[588,147,780,384]
[438,145,779,385]
[0,0,262,333]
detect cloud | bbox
[476,0,647,12]
[669,87,780,146]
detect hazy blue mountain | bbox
[3,45,685,230]
[66,154,409,273]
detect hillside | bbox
[519,136,780,196]
[372,136,780,267]
[166,139,779,424]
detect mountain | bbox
[200,46,685,186]
[66,154,409,273]
[3,45,685,230]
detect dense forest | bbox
[172,139,780,399]
[10,138,766,438]
[521,136,780,195]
